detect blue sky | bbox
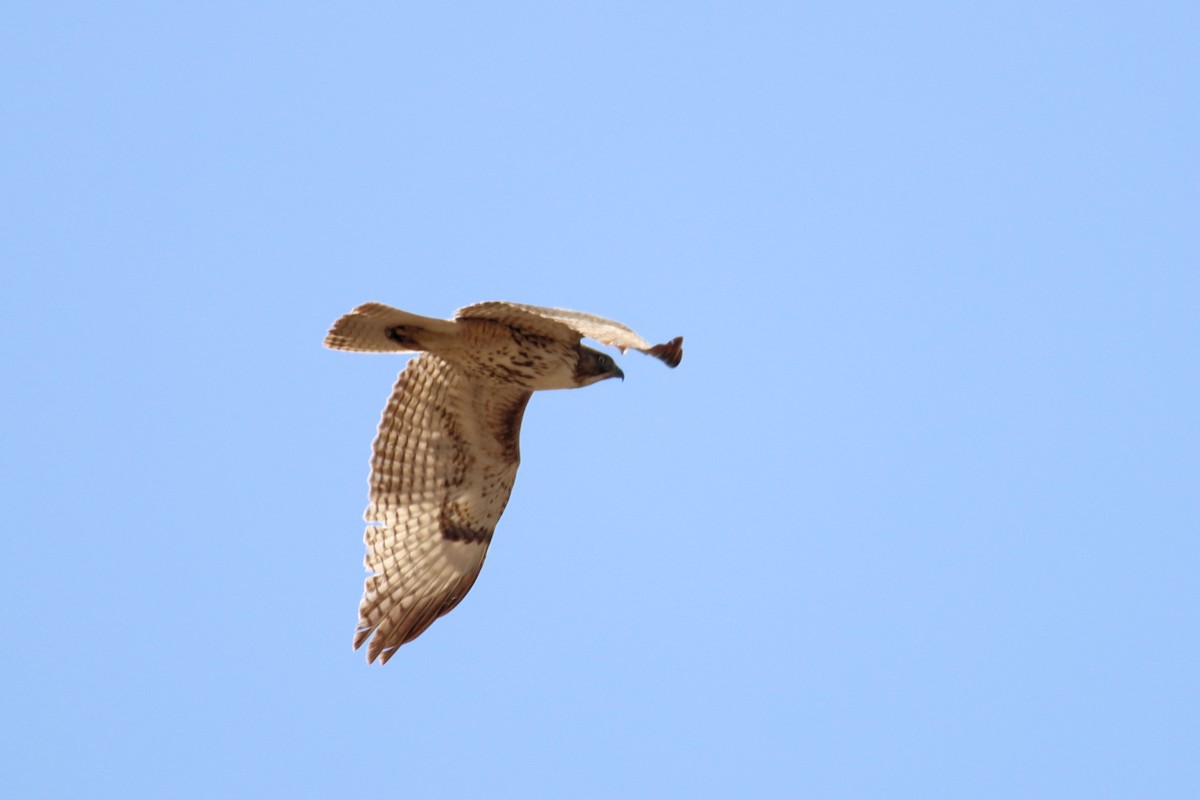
[3,2,1197,797]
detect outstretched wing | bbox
[457,301,683,368]
[356,353,531,663]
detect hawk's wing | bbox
[355,353,530,663]
[457,301,683,368]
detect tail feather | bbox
[324,302,458,353]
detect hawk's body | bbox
[325,301,682,663]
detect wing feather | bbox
[354,353,530,662]
[457,301,683,367]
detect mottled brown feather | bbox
[354,354,530,662]
[457,301,683,367]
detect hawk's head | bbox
[574,346,625,386]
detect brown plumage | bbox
[325,300,682,663]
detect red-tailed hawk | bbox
[325,301,683,663]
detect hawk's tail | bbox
[324,302,459,353]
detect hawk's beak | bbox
[610,364,625,382]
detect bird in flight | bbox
[325,300,683,663]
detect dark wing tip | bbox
[644,336,684,368]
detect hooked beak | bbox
[610,363,625,382]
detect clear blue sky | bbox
[4,2,1197,797]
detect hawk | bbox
[325,300,683,663]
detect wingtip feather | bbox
[644,336,684,368]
